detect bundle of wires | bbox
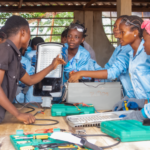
[15,97,59,126]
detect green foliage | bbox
[0,12,74,42]
[46,12,74,42]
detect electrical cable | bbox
[32,112,59,126]
[15,97,59,126]
[15,99,120,148]
[32,119,59,126]
[15,97,35,113]
[82,80,106,88]
[73,134,121,149]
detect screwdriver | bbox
[16,135,49,140]
[124,101,129,111]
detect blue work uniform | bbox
[105,44,135,98]
[63,43,101,82]
[21,56,34,75]
[24,46,36,62]
[143,103,150,118]
[53,43,102,103]
[16,56,42,103]
[24,46,32,58]
[107,39,150,99]
[128,39,150,99]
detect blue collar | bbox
[74,45,81,60]
[64,43,81,60]
[129,39,144,58]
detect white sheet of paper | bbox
[50,132,82,145]
[87,139,97,144]
[50,132,97,146]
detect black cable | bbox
[32,110,59,126]
[73,134,121,149]
[15,97,35,113]
[82,80,106,88]
[32,119,59,126]
[15,97,59,126]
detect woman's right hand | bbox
[16,113,35,124]
[69,71,82,82]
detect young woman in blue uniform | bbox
[69,16,150,112]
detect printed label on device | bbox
[42,86,52,91]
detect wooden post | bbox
[18,0,23,9]
[93,11,114,66]
[84,11,93,48]
[74,11,84,23]
[36,19,40,37]
[117,0,132,17]
[50,12,56,42]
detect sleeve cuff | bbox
[141,108,148,118]
[0,63,8,70]
[107,68,114,80]
[19,68,26,79]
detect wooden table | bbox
[0,106,150,150]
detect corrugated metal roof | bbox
[0,0,149,12]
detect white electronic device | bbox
[67,82,122,110]
[66,110,134,128]
[33,42,63,98]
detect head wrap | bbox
[141,19,150,35]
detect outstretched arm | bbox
[69,70,108,82]
[21,55,66,86]
[69,51,130,82]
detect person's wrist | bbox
[80,71,84,78]
[14,111,20,118]
[49,64,54,70]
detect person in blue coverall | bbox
[16,54,42,103]
[61,27,96,61]
[25,37,44,62]
[53,21,102,103]
[68,16,135,98]
[69,16,150,112]
[24,39,32,59]
[120,19,150,122]
[63,21,103,83]
[104,15,135,98]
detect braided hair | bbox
[69,20,87,38]
[118,15,129,19]
[121,15,143,38]
[3,15,29,38]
